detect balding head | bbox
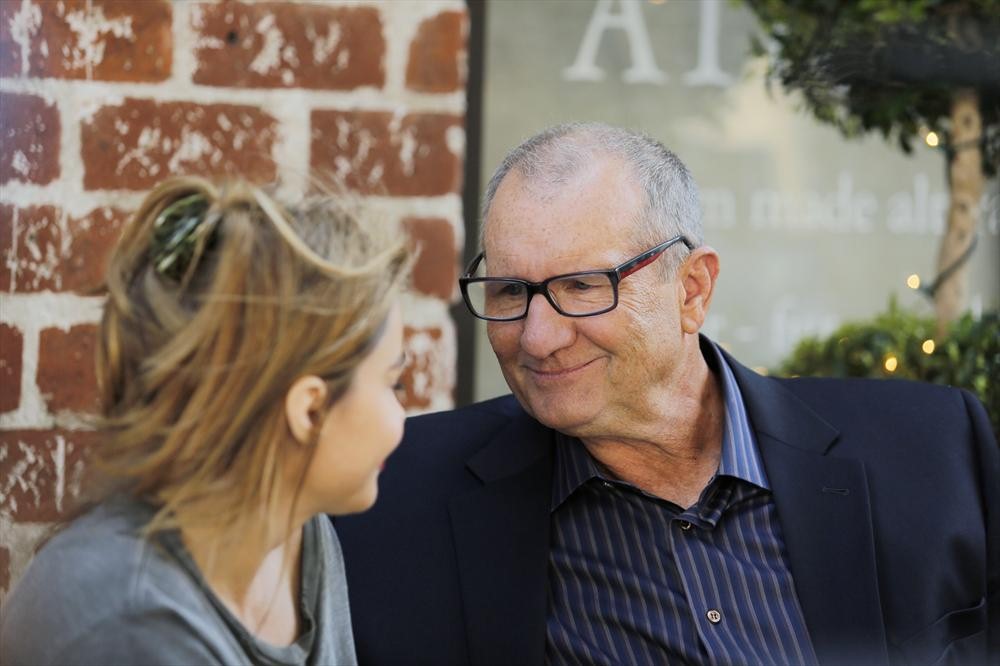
[481,123,703,273]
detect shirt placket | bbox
[667,481,747,666]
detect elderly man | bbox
[336,123,998,666]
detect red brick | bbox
[0,92,60,186]
[81,99,278,191]
[400,326,452,410]
[406,11,466,93]
[311,111,463,196]
[0,205,126,293]
[0,430,96,522]
[37,325,98,413]
[0,0,171,81]
[403,217,458,300]
[0,0,21,75]
[192,2,384,90]
[0,323,23,413]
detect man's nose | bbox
[520,292,575,358]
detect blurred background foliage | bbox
[740,0,1000,168]
[776,301,999,437]
[747,0,1000,439]
[740,0,999,329]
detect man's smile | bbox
[523,357,603,383]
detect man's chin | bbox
[514,390,597,435]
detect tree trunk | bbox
[934,88,983,337]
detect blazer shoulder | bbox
[381,394,527,477]
[775,374,969,411]
[409,393,524,427]
[772,375,993,455]
[404,395,524,446]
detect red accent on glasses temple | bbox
[618,249,664,279]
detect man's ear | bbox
[678,246,720,334]
[285,375,328,445]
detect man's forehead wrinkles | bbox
[487,247,578,266]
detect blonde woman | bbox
[0,177,411,665]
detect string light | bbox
[911,236,979,302]
[922,339,935,354]
[884,355,898,372]
[918,126,983,155]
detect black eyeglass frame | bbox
[459,234,694,321]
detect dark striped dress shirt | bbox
[546,346,818,666]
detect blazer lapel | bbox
[449,409,554,666]
[727,356,889,666]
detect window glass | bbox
[474,0,999,401]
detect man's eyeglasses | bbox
[459,235,693,321]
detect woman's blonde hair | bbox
[94,175,410,535]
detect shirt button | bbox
[678,520,692,531]
[706,609,722,624]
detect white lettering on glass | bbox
[563,0,668,83]
[683,0,732,87]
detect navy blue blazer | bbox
[336,352,999,666]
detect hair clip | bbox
[151,193,214,282]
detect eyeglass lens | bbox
[465,272,616,319]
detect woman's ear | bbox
[285,375,328,445]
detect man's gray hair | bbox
[481,123,703,272]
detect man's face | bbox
[483,160,689,438]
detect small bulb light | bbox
[884,355,898,372]
[925,131,940,147]
[906,274,921,290]
[922,339,935,354]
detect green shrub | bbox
[775,301,999,437]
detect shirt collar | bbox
[709,341,769,490]
[552,430,601,510]
[551,341,769,512]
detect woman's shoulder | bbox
[7,499,156,611]
[0,498,232,665]
[303,515,358,665]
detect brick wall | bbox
[0,0,468,602]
